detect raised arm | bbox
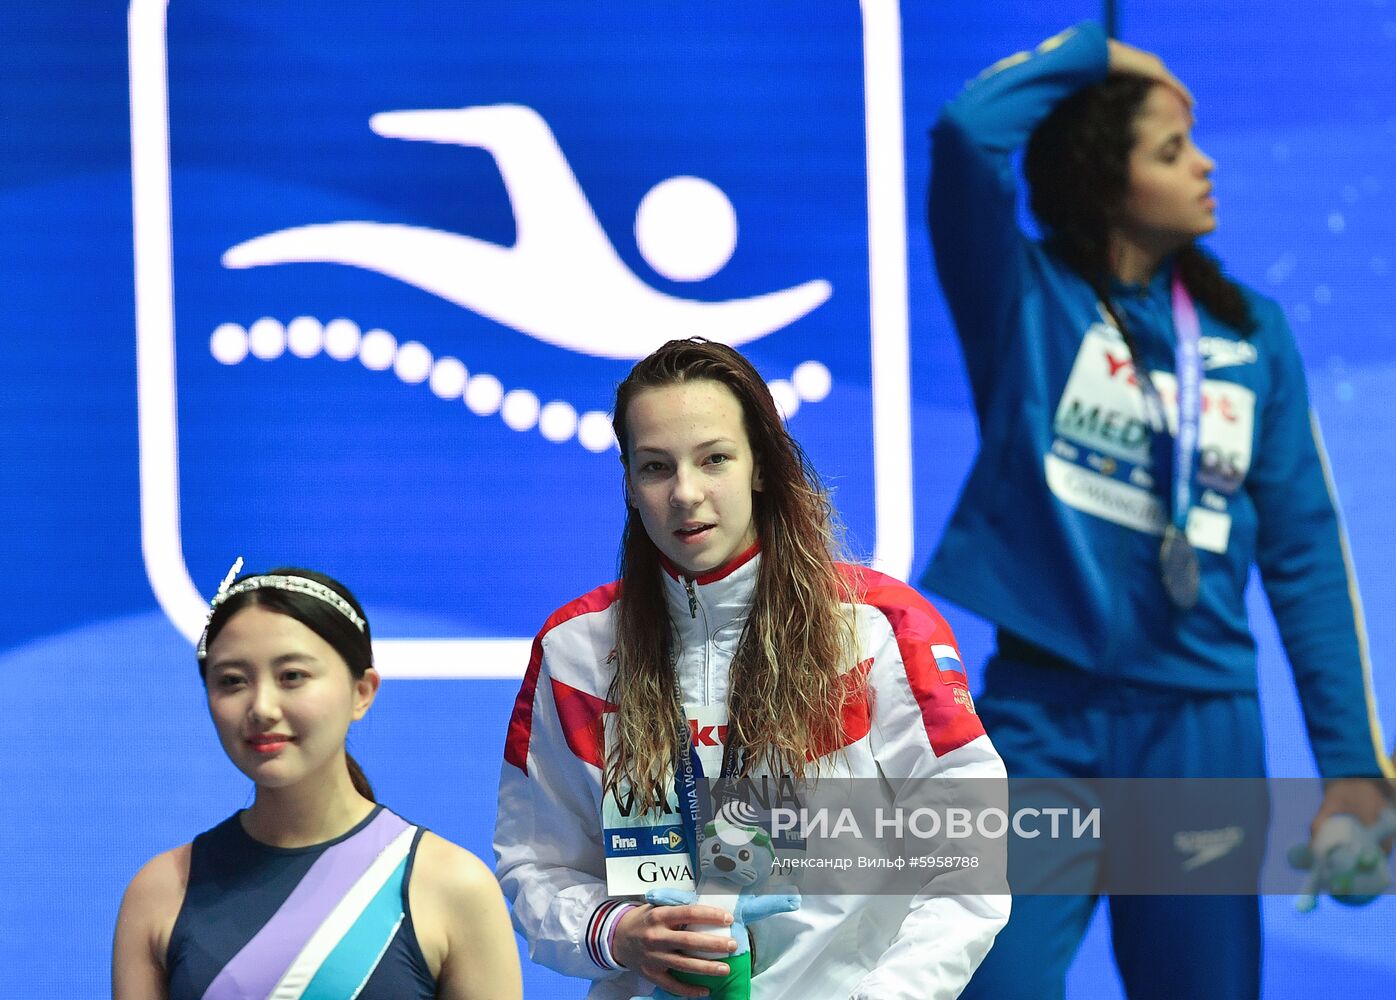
[929,22,1108,384]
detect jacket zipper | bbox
[682,576,718,703]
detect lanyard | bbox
[672,696,741,876]
[1112,271,1203,535]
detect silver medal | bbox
[1160,524,1200,611]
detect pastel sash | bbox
[201,810,417,1000]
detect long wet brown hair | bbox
[604,339,856,812]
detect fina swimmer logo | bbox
[222,106,833,363]
[130,2,913,678]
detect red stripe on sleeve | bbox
[839,565,986,757]
[503,581,621,775]
[503,635,546,774]
[552,677,615,770]
[808,657,874,761]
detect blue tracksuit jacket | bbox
[920,21,1389,780]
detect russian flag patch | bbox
[931,643,966,680]
[931,643,975,713]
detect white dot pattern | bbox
[429,357,468,400]
[208,318,833,450]
[359,329,397,371]
[393,341,433,384]
[793,360,832,402]
[323,319,361,360]
[248,318,285,360]
[465,373,504,416]
[210,323,249,365]
[286,316,323,359]
[767,379,799,421]
[501,389,541,431]
[538,401,579,443]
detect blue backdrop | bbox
[2,2,1394,996]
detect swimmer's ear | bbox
[352,668,381,721]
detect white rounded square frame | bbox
[128,0,913,678]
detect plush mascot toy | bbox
[1289,806,1396,911]
[634,810,799,1000]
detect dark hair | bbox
[1024,72,1255,334]
[199,567,376,801]
[605,338,856,813]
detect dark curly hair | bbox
[1025,72,1255,334]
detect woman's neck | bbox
[241,762,374,848]
[1108,230,1179,287]
[1110,243,1162,287]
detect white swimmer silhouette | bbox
[221,104,832,360]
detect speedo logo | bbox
[1200,337,1258,370]
[1174,825,1244,871]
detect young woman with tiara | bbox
[112,565,522,1000]
[495,338,1008,999]
[922,21,1394,1000]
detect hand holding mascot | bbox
[634,802,799,1000]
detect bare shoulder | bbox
[113,844,192,1000]
[413,832,500,908]
[409,833,521,1000]
[120,843,192,923]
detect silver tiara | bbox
[196,556,367,660]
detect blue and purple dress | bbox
[166,806,436,1000]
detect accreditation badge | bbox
[600,703,730,894]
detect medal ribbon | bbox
[672,699,740,876]
[1168,272,1203,535]
[1115,270,1203,536]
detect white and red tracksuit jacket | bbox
[495,547,1009,999]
